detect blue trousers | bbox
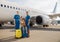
[26,24,30,30]
[21,27,27,37]
[15,23,20,29]
[26,24,30,37]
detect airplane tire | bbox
[0,24,2,27]
[30,22,34,27]
[46,25,49,27]
[10,21,14,25]
[43,25,45,27]
[30,23,33,27]
[43,25,49,27]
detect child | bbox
[21,18,27,37]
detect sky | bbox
[2,0,60,13]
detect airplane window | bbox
[7,5,9,8]
[1,4,3,7]
[23,9,25,11]
[13,7,15,9]
[21,8,23,11]
[18,8,20,10]
[16,8,17,10]
[21,8,22,10]
[10,6,12,9]
[17,8,19,10]
[22,9,23,11]
[4,5,6,7]
[25,9,26,11]
[20,9,21,10]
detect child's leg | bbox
[25,27,28,33]
[21,26,25,37]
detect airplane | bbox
[0,0,52,27]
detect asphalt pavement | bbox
[0,24,60,42]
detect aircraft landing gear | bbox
[0,24,2,27]
[10,21,14,25]
[43,25,49,27]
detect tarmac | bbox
[0,24,60,42]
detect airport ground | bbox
[0,24,60,42]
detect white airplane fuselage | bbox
[0,1,51,27]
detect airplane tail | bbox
[52,2,57,13]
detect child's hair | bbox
[21,18,26,27]
[22,18,25,20]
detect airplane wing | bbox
[48,13,60,19]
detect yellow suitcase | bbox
[15,29,22,38]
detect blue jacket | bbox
[14,14,20,24]
[25,15,30,25]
